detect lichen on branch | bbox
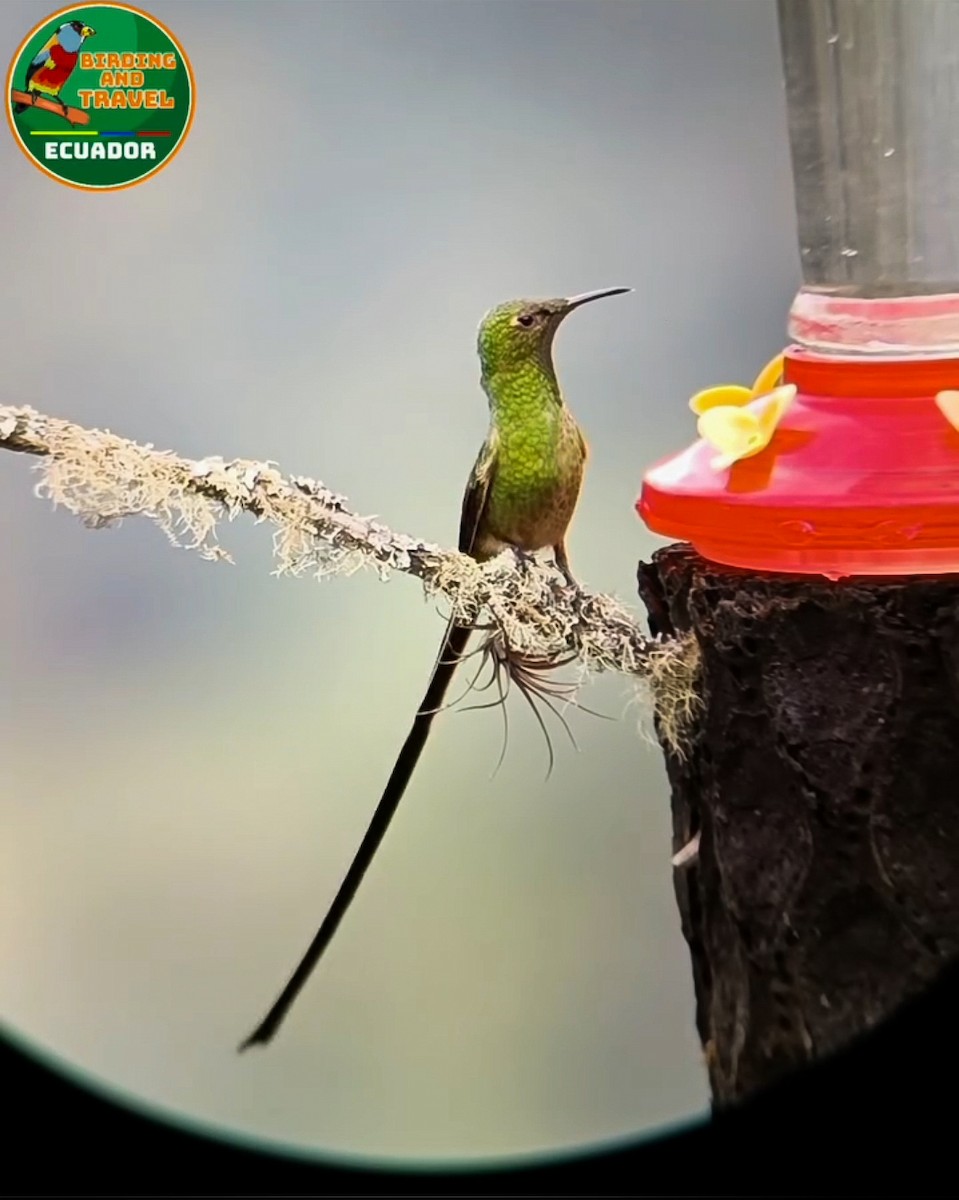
[0,403,702,753]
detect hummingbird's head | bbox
[477,288,631,378]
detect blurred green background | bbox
[0,0,798,1169]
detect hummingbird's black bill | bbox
[563,287,632,311]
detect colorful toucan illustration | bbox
[12,20,96,114]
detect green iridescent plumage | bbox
[240,287,630,1050]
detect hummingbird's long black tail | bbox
[239,620,472,1050]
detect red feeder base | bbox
[639,351,959,579]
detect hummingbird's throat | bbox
[483,358,563,420]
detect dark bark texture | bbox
[638,543,959,1106]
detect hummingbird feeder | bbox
[639,293,959,579]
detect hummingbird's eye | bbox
[516,313,536,327]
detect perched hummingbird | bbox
[239,287,631,1050]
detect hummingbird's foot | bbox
[511,547,537,578]
[551,542,579,591]
[558,564,579,590]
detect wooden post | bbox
[639,544,959,1104]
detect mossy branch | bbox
[0,403,702,751]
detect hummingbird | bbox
[239,287,631,1050]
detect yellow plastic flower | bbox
[935,390,959,431]
[688,352,795,471]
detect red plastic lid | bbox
[638,350,959,577]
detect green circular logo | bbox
[6,2,195,191]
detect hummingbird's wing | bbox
[458,428,499,555]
